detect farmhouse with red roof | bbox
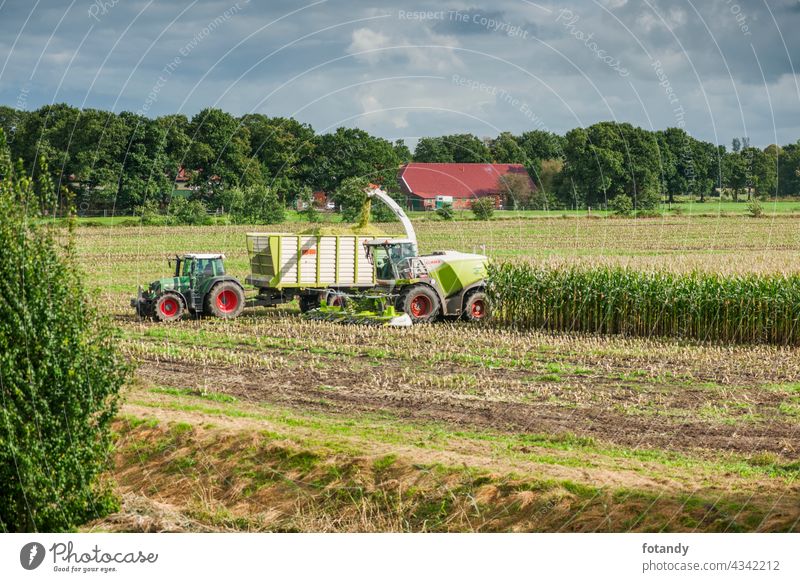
[398,162,536,211]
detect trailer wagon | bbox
[246,233,382,311]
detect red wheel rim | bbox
[160,297,179,317]
[409,294,431,317]
[470,299,486,319]
[216,289,238,313]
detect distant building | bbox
[398,162,536,210]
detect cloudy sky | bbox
[1,0,798,147]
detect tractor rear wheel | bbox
[462,290,489,322]
[398,285,440,324]
[206,282,245,319]
[154,292,185,323]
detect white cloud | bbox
[346,28,391,64]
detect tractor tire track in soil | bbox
[137,359,800,456]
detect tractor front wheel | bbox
[206,282,245,319]
[154,293,185,323]
[398,285,440,324]
[462,290,489,322]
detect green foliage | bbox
[240,114,315,198]
[134,197,212,225]
[435,202,455,220]
[0,130,129,531]
[234,184,286,224]
[134,199,170,225]
[413,137,452,162]
[746,198,763,218]
[309,127,400,193]
[496,173,535,209]
[413,133,491,163]
[186,108,251,203]
[298,186,320,223]
[471,197,495,220]
[490,132,527,163]
[332,176,370,222]
[4,104,800,218]
[609,194,633,216]
[559,122,662,210]
[487,262,800,345]
[169,197,213,225]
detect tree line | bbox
[1,103,799,219]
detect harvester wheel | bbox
[299,293,320,313]
[326,293,348,308]
[154,292,185,323]
[206,282,245,319]
[463,290,489,322]
[398,285,440,324]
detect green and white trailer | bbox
[246,233,381,311]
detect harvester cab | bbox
[365,239,421,281]
[132,253,245,322]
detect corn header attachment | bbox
[302,291,412,327]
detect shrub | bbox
[609,194,633,216]
[134,199,170,226]
[471,197,495,220]
[298,186,320,223]
[169,197,213,225]
[0,130,129,531]
[435,203,454,221]
[747,199,763,218]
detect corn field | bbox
[486,262,800,345]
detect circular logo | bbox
[20,542,46,570]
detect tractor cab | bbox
[365,239,420,281]
[170,254,226,280]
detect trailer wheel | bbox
[462,290,489,322]
[398,285,440,324]
[206,282,245,319]
[299,293,320,313]
[154,292,184,323]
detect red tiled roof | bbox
[399,163,535,199]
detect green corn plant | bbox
[486,262,800,345]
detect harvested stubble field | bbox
[76,215,800,532]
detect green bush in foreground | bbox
[487,261,800,345]
[0,129,129,532]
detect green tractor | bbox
[131,254,245,322]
